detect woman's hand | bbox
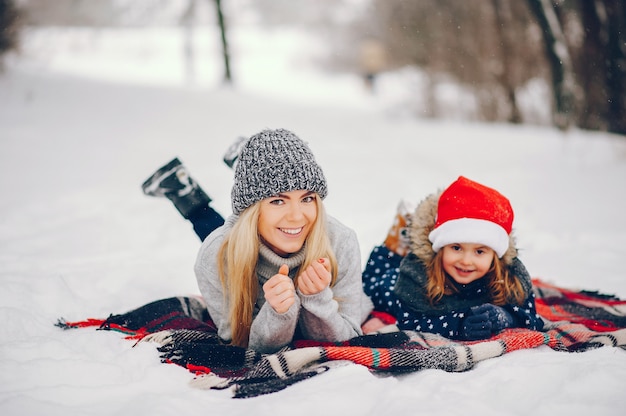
[297,258,331,296]
[263,264,296,314]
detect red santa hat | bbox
[428,176,513,258]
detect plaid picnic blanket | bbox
[56,279,626,399]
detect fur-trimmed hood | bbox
[407,190,519,265]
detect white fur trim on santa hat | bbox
[428,218,510,258]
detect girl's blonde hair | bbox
[425,250,525,306]
[217,196,337,347]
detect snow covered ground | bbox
[1,26,626,416]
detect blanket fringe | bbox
[190,373,231,390]
[55,318,106,329]
[135,330,173,346]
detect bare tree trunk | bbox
[492,0,522,123]
[577,0,625,135]
[0,0,20,71]
[578,0,606,130]
[214,0,232,84]
[526,0,577,130]
[603,0,626,135]
[181,0,197,86]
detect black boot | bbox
[223,136,248,169]
[141,157,211,219]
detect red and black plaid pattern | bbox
[57,279,626,398]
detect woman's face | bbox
[441,243,495,285]
[257,190,318,257]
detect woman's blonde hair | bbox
[217,196,337,347]
[425,250,525,306]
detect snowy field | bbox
[1,26,626,416]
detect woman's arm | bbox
[248,299,299,353]
[297,218,369,341]
[195,223,302,353]
[194,227,233,343]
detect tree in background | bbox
[11,0,233,86]
[361,0,546,123]
[181,0,232,86]
[0,0,20,70]
[213,0,232,84]
[575,0,626,135]
[526,0,578,130]
[525,0,625,134]
[17,0,121,26]
[355,0,625,135]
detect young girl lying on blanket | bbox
[141,129,373,353]
[363,176,544,340]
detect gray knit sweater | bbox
[194,214,374,353]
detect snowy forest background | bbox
[1,1,626,415]
[2,0,626,135]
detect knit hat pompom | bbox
[231,129,328,214]
[428,176,513,258]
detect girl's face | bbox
[441,243,495,285]
[258,190,318,257]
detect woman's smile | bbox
[280,227,304,236]
[258,190,318,257]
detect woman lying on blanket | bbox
[363,176,544,340]
[141,129,374,353]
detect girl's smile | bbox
[454,266,476,276]
[441,243,495,285]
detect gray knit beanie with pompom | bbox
[231,129,328,215]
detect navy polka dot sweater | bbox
[362,245,544,339]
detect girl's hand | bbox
[263,264,296,314]
[472,304,515,332]
[297,258,331,296]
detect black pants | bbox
[187,205,225,241]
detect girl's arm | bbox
[395,291,544,340]
[506,259,544,331]
[396,307,470,339]
[396,298,544,341]
[502,290,544,331]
